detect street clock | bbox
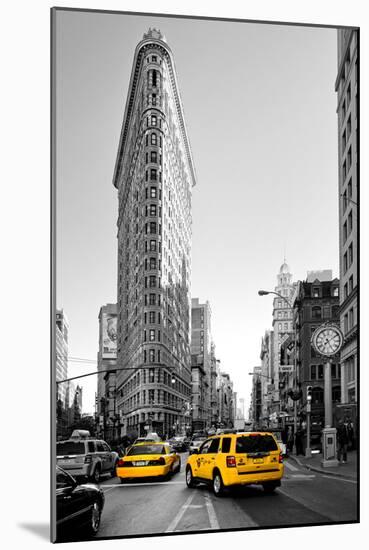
[311,324,344,357]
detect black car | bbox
[56,466,105,541]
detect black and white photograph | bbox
[50,6,360,543]
[5,2,368,549]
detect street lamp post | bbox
[258,289,298,455]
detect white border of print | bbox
[2,1,367,550]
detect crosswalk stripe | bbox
[284,461,299,472]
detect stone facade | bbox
[191,298,212,430]
[294,274,340,430]
[271,262,296,414]
[113,29,195,438]
[96,303,118,441]
[336,29,358,407]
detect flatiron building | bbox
[113,29,196,437]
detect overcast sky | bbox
[55,9,339,414]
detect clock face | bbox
[312,326,343,356]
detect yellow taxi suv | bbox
[185,432,284,497]
[116,442,181,483]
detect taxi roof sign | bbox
[70,429,91,439]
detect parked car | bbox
[56,430,119,483]
[266,429,287,457]
[56,466,104,540]
[186,431,284,496]
[189,436,207,454]
[116,442,181,482]
[170,436,189,452]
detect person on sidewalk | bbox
[295,427,304,456]
[337,418,349,463]
[287,426,294,455]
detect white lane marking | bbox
[321,475,357,484]
[290,474,316,478]
[165,492,196,532]
[101,481,183,488]
[284,461,299,472]
[203,493,220,530]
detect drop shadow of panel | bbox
[18,523,49,541]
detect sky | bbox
[55,10,339,415]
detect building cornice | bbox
[113,36,197,190]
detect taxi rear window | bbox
[128,445,166,455]
[235,435,278,453]
[57,442,86,456]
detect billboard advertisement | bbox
[102,313,117,358]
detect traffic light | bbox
[306,385,313,402]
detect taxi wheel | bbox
[212,470,225,497]
[86,501,102,536]
[111,461,118,478]
[185,466,197,488]
[90,465,101,484]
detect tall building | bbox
[335,29,358,408]
[56,309,69,407]
[250,366,262,428]
[191,298,212,430]
[271,262,296,415]
[97,303,118,441]
[113,29,196,438]
[259,329,274,423]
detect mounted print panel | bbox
[51,7,359,544]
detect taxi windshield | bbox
[127,445,167,456]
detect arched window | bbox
[312,306,322,319]
[151,133,157,146]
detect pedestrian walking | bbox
[295,427,304,456]
[287,426,294,454]
[346,418,355,450]
[337,418,349,463]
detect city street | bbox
[94,453,357,538]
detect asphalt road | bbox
[95,454,357,538]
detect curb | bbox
[288,454,357,480]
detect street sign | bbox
[279,365,294,373]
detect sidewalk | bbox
[288,449,357,480]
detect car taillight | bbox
[84,455,92,464]
[158,457,165,465]
[226,455,236,468]
[117,458,126,467]
[279,453,283,463]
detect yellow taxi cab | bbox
[116,442,181,483]
[185,431,284,496]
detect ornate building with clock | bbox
[112,29,196,438]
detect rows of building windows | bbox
[343,306,355,334]
[125,411,181,429]
[343,242,354,273]
[119,368,191,397]
[309,363,341,380]
[121,389,188,410]
[307,386,341,404]
[343,275,355,299]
